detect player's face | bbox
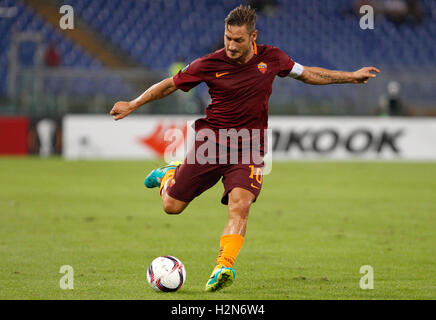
[224,24,257,63]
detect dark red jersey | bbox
[173,43,295,135]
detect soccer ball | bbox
[147,256,186,292]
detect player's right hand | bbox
[110,101,134,121]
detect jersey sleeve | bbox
[173,58,204,92]
[275,48,296,78]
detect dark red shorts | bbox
[166,140,264,205]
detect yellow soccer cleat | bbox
[204,264,235,292]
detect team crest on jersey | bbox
[257,62,267,74]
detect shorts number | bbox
[249,165,263,184]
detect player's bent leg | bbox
[205,188,255,292]
[161,192,189,215]
[144,161,189,214]
[159,169,189,214]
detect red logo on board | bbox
[257,62,267,74]
[138,122,187,157]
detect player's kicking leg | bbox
[144,161,189,214]
[205,187,255,292]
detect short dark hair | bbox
[225,5,257,34]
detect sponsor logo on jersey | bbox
[257,62,267,74]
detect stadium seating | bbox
[1,0,435,97]
[68,0,435,70]
[0,0,101,94]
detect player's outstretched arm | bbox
[110,77,178,120]
[296,66,380,85]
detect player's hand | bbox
[352,67,380,84]
[110,101,135,121]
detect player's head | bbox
[224,5,258,62]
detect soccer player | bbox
[110,5,379,292]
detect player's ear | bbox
[251,29,258,42]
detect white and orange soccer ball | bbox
[146,256,186,292]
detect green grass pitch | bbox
[0,157,435,299]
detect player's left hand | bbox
[352,67,380,84]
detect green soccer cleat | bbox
[204,265,235,292]
[144,161,182,188]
